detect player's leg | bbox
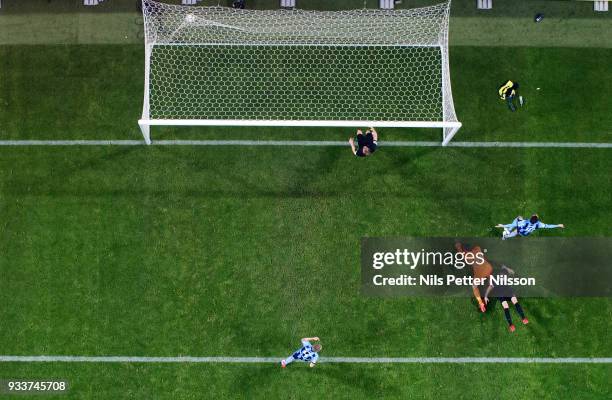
[370,127,378,142]
[511,296,529,324]
[506,95,516,112]
[497,217,521,233]
[510,216,524,227]
[504,229,519,239]
[501,299,515,332]
[473,285,486,312]
[356,130,367,148]
[281,352,299,367]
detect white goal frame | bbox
[138,0,461,145]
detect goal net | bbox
[139,0,461,145]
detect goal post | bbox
[139,0,461,145]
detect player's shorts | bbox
[497,296,515,303]
[492,282,515,300]
[357,133,371,146]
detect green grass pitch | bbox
[0,1,611,399]
[0,146,610,398]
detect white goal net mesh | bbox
[140,0,458,135]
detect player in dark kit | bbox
[349,127,378,157]
[484,265,529,332]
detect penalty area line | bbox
[0,356,610,364]
[0,140,610,148]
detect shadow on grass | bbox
[2,146,470,202]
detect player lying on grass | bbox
[455,242,493,313]
[496,214,564,239]
[349,127,378,157]
[281,337,322,368]
[484,265,529,333]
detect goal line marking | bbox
[0,356,610,364]
[0,140,611,148]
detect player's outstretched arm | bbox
[302,337,320,342]
[539,222,565,229]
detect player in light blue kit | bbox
[496,214,564,239]
[281,337,322,368]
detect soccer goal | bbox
[138,0,461,145]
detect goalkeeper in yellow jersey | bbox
[499,80,520,112]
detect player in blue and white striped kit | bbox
[496,214,564,239]
[281,337,322,368]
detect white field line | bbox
[0,140,144,146]
[0,356,610,364]
[0,140,611,148]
